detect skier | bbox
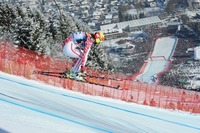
[62,31,105,80]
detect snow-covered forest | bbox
[0,3,110,71]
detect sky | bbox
[0,71,200,133]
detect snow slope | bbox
[136,36,177,83]
[0,72,200,133]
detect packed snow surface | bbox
[137,36,178,83]
[0,72,200,133]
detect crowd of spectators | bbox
[109,26,166,75]
[113,24,200,91]
[110,30,155,75]
[160,36,200,91]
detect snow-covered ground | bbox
[0,72,200,133]
[136,36,178,83]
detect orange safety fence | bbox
[0,40,200,114]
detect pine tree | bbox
[15,6,25,18]
[87,44,109,70]
[0,4,16,32]
[30,9,52,54]
[74,17,90,32]
[12,6,51,53]
[0,4,110,71]
[58,13,78,40]
[13,15,32,49]
[48,16,57,40]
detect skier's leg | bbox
[63,41,82,78]
[63,41,81,58]
[70,57,84,80]
[71,57,82,73]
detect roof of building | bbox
[100,16,162,31]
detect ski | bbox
[33,70,65,76]
[33,70,120,89]
[33,70,123,81]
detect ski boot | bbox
[75,73,85,81]
[64,70,70,78]
[70,69,84,81]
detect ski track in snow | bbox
[0,72,200,133]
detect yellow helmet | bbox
[94,32,105,44]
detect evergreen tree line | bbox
[0,4,111,71]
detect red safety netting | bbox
[0,41,200,114]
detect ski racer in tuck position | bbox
[62,31,105,80]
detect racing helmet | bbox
[94,32,105,44]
